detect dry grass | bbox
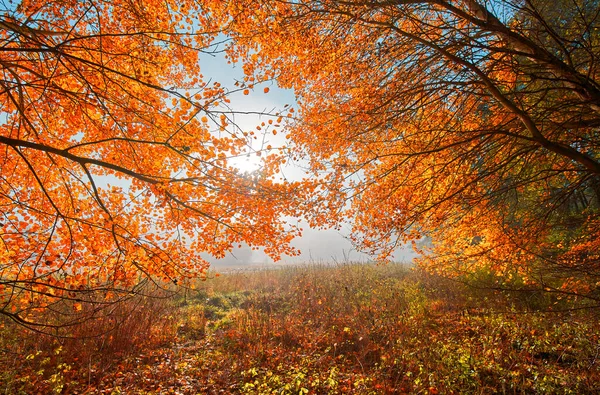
[1,262,599,394]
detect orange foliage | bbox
[0,0,301,328]
[216,1,600,294]
[3,0,600,328]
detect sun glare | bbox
[230,152,263,174]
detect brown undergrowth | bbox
[1,263,599,394]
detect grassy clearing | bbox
[1,263,599,394]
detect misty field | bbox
[1,263,599,394]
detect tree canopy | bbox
[0,0,300,330]
[219,0,600,297]
[2,0,600,330]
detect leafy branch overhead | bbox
[0,0,300,330]
[220,0,600,294]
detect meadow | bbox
[1,263,599,394]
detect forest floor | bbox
[1,263,599,394]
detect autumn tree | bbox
[0,0,301,331]
[217,0,600,299]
